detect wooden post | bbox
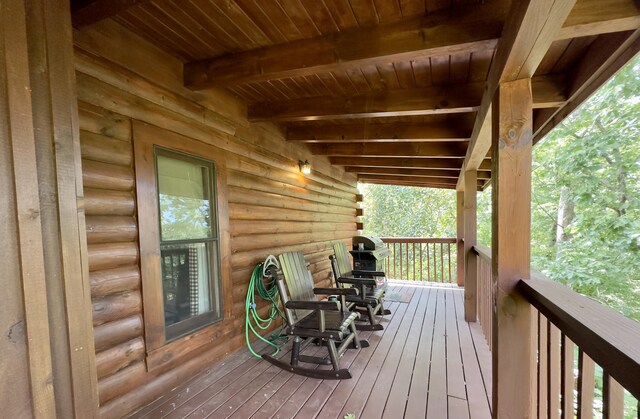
[464,170,477,321]
[456,191,465,287]
[492,78,533,419]
[0,0,98,417]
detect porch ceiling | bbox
[71,0,640,190]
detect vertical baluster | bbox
[549,322,561,419]
[560,333,575,419]
[432,243,437,282]
[447,243,452,283]
[602,372,624,419]
[419,243,423,281]
[399,243,403,280]
[406,242,409,280]
[393,243,397,280]
[426,242,430,281]
[440,243,444,283]
[577,349,595,419]
[539,313,549,419]
[412,242,416,281]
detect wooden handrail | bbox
[381,237,456,244]
[472,244,491,263]
[518,276,640,400]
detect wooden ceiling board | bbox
[349,0,381,26]
[468,49,495,81]
[450,53,471,83]
[536,39,571,75]
[552,35,597,74]
[233,0,290,43]
[346,68,373,93]
[373,0,404,24]
[360,64,388,92]
[411,59,433,86]
[430,55,451,84]
[299,0,341,34]
[376,63,402,89]
[426,0,452,14]
[323,0,360,29]
[399,0,426,17]
[393,61,418,89]
[278,0,322,38]
[207,0,274,47]
[316,72,350,96]
[255,0,306,41]
[330,71,362,95]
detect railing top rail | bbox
[472,244,491,263]
[518,276,640,400]
[381,237,456,244]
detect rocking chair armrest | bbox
[336,276,377,287]
[285,300,340,311]
[352,269,386,277]
[313,287,358,296]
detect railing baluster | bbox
[440,243,444,283]
[447,243,452,283]
[603,372,624,419]
[419,243,423,281]
[577,349,595,419]
[412,243,415,281]
[426,242,430,281]
[393,243,397,280]
[560,333,575,419]
[399,243,403,280]
[549,322,561,419]
[432,243,437,281]
[539,313,549,419]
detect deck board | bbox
[129,282,492,419]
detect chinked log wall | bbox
[74,20,358,418]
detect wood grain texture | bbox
[464,169,477,321]
[491,78,534,419]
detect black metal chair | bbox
[261,251,369,380]
[329,241,391,331]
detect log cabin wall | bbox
[73,20,358,418]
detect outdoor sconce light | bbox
[299,160,311,174]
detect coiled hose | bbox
[245,256,288,358]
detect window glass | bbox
[155,148,221,340]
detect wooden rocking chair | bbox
[261,251,369,380]
[329,241,391,331]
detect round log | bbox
[82,159,135,191]
[85,215,137,244]
[80,130,132,167]
[230,219,355,236]
[88,242,139,272]
[96,337,145,380]
[229,203,354,223]
[94,315,143,352]
[85,188,135,216]
[78,101,131,141]
[92,291,142,326]
[90,266,140,298]
[98,361,146,405]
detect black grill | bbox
[350,236,390,272]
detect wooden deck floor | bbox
[129,281,492,419]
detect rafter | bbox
[359,174,484,188]
[558,0,640,40]
[184,2,506,89]
[457,0,577,191]
[286,121,471,143]
[250,75,565,122]
[330,157,492,171]
[346,167,492,179]
[71,0,151,28]
[310,142,467,158]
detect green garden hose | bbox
[245,258,288,358]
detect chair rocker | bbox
[330,241,391,331]
[261,251,369,380]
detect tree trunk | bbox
[556,186,575,245]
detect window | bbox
[155,147,222,340]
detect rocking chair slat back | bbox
[333,241,353,276]
[278,251,315,321]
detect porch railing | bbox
[471,245,640,418]
[381,237,456,283]
[473,245,493,351]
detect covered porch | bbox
[128,281,492,419]
[2,0,639,418]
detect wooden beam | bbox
[358,174,483,187]
[464,170,477,322]
[492,78,533,419]
[249,83,483,122]
[184,2,506,89]
[286,121,471,143]
[310,141,467,157]
[359,178,458,190]
[558,0,640,40]
[250,75,565,122]
[534,30,640,143]
[331,156,492,171]
[456,191,465,287]
[346,166,491,179]
[458,0,577,191]
[71,0,150,28]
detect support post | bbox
[491,78,533,419]
[464,170,477,321]
[456,191,465,287]
[0,0,98,417]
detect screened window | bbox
[155,147,221,340]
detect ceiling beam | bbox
[457,0,578,191]
[359,179,461,190]
[184,2,506,89]
[287,121,471,143]
[359,174,484,188]
[310,142,467,158]
[249,83,483,122]
[249,75,564,122]
[346,167,492,179]
[558,0,640,40]
[71,0,150,28]
[534,29,640,143]
[330,156,492,171]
